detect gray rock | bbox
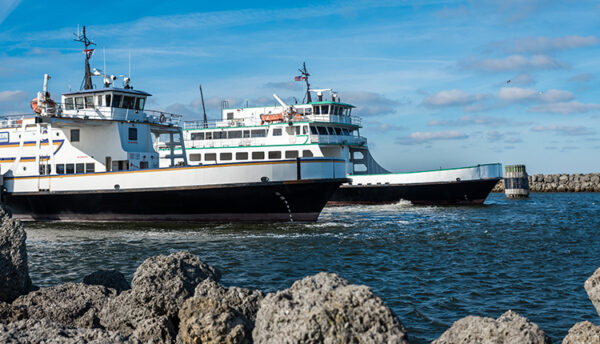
[432,310,550,344]
[100,251,220,336]
[12,282,115,329]
[83,269,130,294]
[0,301,27,324]
[585,267,600,318]
[0,205,32,303]
[131,316,177,344]
[562,321,600,344]
[178,279,264,344]
[253,272,408,344]
[0,318,128,344]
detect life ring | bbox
[159,113,167,123]
[30,98,56,114]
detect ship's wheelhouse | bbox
[61,88,150,122]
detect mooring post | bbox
[504,164,529,198]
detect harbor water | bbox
[24,193,600,343]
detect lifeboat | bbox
[31,98,56,114]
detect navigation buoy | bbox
[504,164,529,198]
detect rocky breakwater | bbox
[1,203,600,343]
[492,173,600,192]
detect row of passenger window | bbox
[64,94,145,111]
[189,125,352,141]
[39,163,96,175]
[189,150,314,162]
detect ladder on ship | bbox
[36,121,53,191]
[161,128,188,167]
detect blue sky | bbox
[1,0,599,173]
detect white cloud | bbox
[343,91,400,116]
[0,90,27,102]
[497,87,574,103]
[422,89,475,107]
[487,130,503,142]
[467,54,567,72]
[511,35,600,53]
[531,125,595,136]
[427,115,505,127]
[568,73,595,83]
[529,101,600,114]
[396,130,468,144]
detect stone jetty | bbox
[2,204,600,343]
[493,173,600,193]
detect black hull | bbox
[328,178,501,205]
[3,179,346,222]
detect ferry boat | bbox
[157,65,502,205]
[0,29,348,222]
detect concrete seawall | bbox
[492,173,600,192]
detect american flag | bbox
[294,76,306,81]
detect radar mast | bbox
[73,26,96,90]
[299,62,311,103]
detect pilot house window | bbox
[65,98,74,110]
[70,129,80,142]
[129,128,138,141]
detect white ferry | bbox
[0,29,347,222]
[158,65,502,205]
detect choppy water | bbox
[24,193,600,343]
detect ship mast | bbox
[74,26,96,90]
[299,62,311,103]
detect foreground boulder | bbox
[100,251,220,337]
[179,279,264,344]
[562,321,600,344]
[585,267,600,318]
[432,310,551,344]
[131,316,177,344]
[0,205,32,302]
[0,318,128,344]
[0,301,27,325]
[12,282,116,328]
[253,272,408,344]
[83,269,130,294]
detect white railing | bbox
[183,114,362,130]
[307,114,362,126]
[0,114,31,128]
[309,134,367,145]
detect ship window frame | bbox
[105,94,112,108]
[76,163,85,174]
[205,132,213,140]
[313,106,321,115]
[236,152,248,160]
[317,126,328,135]
[326,127,335,135]
[228,130,242,139]
[268,151,281,159]
[75,97,85,110]
[302,150,314,157]
[285,150,299,159]
[321,105,329,115]
[56,164,65,174]
[122,96,135,109]
[310,126,318,135]
[294,126,301,135]
[128,127,138,141]
[70,129,80,142]
[251,129,267,138]
[205,153,217,161]
[135,97,145,110]
[342,128,350,136]
[303,126,308,135]
[97,95,103,107]
[65,97,74,110]
[227,112,234,120]
[334,127,342,135]
[84,96,94,109]
[112,94,123,108]
[66,163,75,174]
[191,132,204,140]
[85,163,95,173]
[213,132,225,139]
[220,152,233,161]
[272,128,282,136]
[243,130,250,138]
[252,151,265,160]
[189,153,202,162]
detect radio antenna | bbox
[73,25,96,90]
[199,84,208,128]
